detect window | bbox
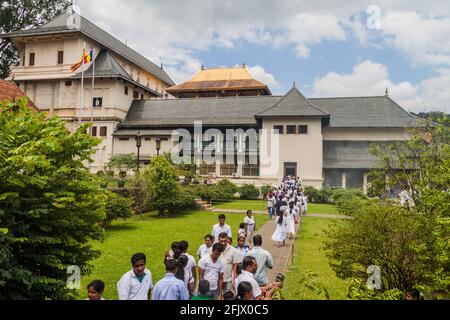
[124,86,128,95]
[100,127,107,137]
[119,137,129,141]
[91,126,97,137]
[273,125,284,134]
[57,51,64,64]
[140,94,144,100]
[29,53,35,66]
[93,97,103,107]
[133,91,139,99]
[287,125,297,134]
[65,81,72,87]
[298,125,308,134]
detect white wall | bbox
[260,117,324,187]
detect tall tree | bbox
[0,98,105,299]
[0,0,70,79]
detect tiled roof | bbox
[0,80,37,110]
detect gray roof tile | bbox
[311,96,427,128]
[258,87,329,117]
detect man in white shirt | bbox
[117,253,153,300]
[197,234,213,260]
[208,233,239,293]
[212,214,232,243]
[234,256,262,300]
[234,256,275,300]
[198,243,225,300]
[244,210,256,247]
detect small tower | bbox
[385,88,389,97]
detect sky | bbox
[75,0,450,113]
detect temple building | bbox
[1,10,427,192]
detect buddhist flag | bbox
[70,60,83,72]
[83,50,93,64]
[71,48,86,72]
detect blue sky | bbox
[77,0,450,113]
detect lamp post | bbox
[155,137,161,156]
[135,130,142,172]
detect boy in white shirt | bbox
[198,243,225,300]
[117,253,153,300]
[212,214,232,243]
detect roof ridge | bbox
[259,87,329,116]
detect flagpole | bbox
[79,43,86,125]
[90,48,95,130]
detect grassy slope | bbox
[282,217,350,300]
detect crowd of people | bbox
[85,177,308,301]
[86,213,283,301]
[268,176,308,247]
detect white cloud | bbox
[311,60,450,112]
[247,65,281,89]
[380,12,450,66]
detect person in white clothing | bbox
[198,243,225,300]
[208,233,239,294]
[234,256,275,300]
[179,241,197,288]
[197,234,213,260]
[212,214,232,243]
[285,202,296,240]
[117,253,153,300]
[271,211,287,248]
[244,210,256,247]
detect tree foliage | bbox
[144,156,194,216]
[325,200,449,298]
[326,120,450,299]
[0,98,105,299]
[0,0,70,78]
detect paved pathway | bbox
[211,208,351,283]
[250,217,299,283]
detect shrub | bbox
[239,184,260,200]
[101,191,134,229]
[304,186,332,204]
[217,179,238,196]
[144,156,193,216]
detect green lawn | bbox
[78,210,261,300]
[212,200,339,215]
[282,217,350,300]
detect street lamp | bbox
[155,137,161,156]
[135,130,142,172]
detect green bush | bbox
[168,188,196,213]
[260,185,274,199]
[217,179,238,196]
[239,184,260,200]
[102,191,134,229]
[144,156,193,216]
[304,186,332,204]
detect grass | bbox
[78,210,261,300]
[282,217,350,300]
[212,199,339,215]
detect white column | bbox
[342,172,347,189]
[363,173,368,195]
[215,162,221,177]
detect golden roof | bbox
[166,67,271,96]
